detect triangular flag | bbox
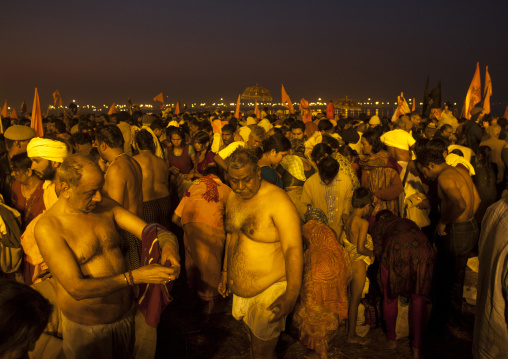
[31,88,43,137]
[58,96,63,107]
[483,66,492,115]
[234,94,241,119]
[10,108,18,119]
[300,98,312,123]
[1,101,7,118]
[52,90,61,105]
[464,62,481,119]
[21,101,27,114]
[254,101,260,119]
[504,105,508,120]
[281,84,295,114]
[108,102,117,115]
[153,92,164,104]
[175,101,181,115]
[391,92,410,122]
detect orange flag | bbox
[504,105,508,120]
[52,90,61,105]
[10,108,18,119]
[234,94,241,119]
[254,101,260,119]
[58,96,63,107]
[21,101,27,114]
[1,101,7,118]
[483,66,492,114]
[31,88,43,137]
[391,92,410,122]
[281,84,294,114]
[464,62,481,119]
[412,98,416,112]
[108,102,117,115]
[153,92,164,104]
[175,101,181,115]
[300,98,312,123]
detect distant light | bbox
[368,98,371,101]
[375,102,379,105]
[73,99,75,102]
[221,98,223,101]
[318,98,321,101]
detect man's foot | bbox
[347,334,371,345]
[412,347,420,359]
[387,340,397,349]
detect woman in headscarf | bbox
[293,208,352,359]
[172,166,230,313]
[359,130,403,226]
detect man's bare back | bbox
[36,197,131,325]
[386,145,412,162]
[225,181,288,298]
[103,154,143,216]
[134,151,169,202]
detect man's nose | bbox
[93,190,103,203]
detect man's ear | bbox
[52,161,61,169]
[60,182,71,199]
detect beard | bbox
[34,162,57,181]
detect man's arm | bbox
[214,153,228,171]
[437,174,467,231]
[268,191,303,322]
[218,232,231,298]
[35,218,174,301]
[102,165,126,207]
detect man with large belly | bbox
[219,147,303,359]
[34,154,180,358]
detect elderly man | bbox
[34,154,180,358]
[97,125,144,270]
[214,125,266,171]
[381,117,415,163]
[0,125,36,206]
[219,148,303,359]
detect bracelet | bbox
[123,273,129,286]
[128,270,134,286]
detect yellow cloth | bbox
[27,138,69,162]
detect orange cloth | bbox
[175,101,180,115]
[254,101,260,119]
[234,94,241,119]
[281,84,295,114]
[10,108,18,119]
[326,102,334,119]
[108,102,117,115]
[174,175,230,301]
[294,220,352,355]
[31,88,44,137]
[153,92,164,104]
[1,101,7,118]
[464,62,481,119]
[484,66,492,114]
[300,98,312,123]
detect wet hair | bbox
[221,124,234,134]
[352,187,373,208]
[311,143,333,163]
[416,148,446,168]
[0,279,52,356]
[166,126,184,140]
[227,147,258,171]
[200,121,213,134]
[72,132,92,146]
[426,138,448,154]
[96,124,124,149]
[318,119,333,132]
[203,165,225,182]
[228,118,239,132]
[317,156,340,183]
[414,137,429,156]
[321,135,340,151]
[338,144,357,158]
[375,209,395,222]
[193,131,211,146]
[260,133,291,155]
[59,153,102,188]
[289,120,305,132]
[10,152,33,172]
[449,149,464,157]
[150,119,164,131]
[135,129,155,153]
[362,129,384,153]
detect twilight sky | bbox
[1,0,507,113]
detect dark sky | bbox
[1,0,507,112]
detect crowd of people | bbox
[0,102,507,359]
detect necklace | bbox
[105,153,125,176]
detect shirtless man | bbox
[416,148,480,333]
[97,125,144,270]
[34,154,180,358]
[381,117,415,163]
[133,129,171,228]
[218,148,303,359]
[214,126,266,171]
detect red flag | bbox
[1,101,7,118]
[31,88,43,137]
[108,102,117,115]
[483,66,492,114]
[52,90,61,105]
[281,84,294,114]
[10,108,18,119]
[153,92,164,104]
[412,98,416,112]
[300,98,312,123]
[175,101,181,115]
[234,94,241,119]
[464,62,481,119]
[326,101,334,119]
[254,101,260,119]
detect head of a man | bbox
[247,126,266,149]
[4,125,36,158]
[227,148,261,200]
[221,124,235,146]
[27,138,69,181]
[317,156,340,185]
[352,187,373,214]
[317,119,334,135]
[440,124,453,139]
[59,154,104,213]
[72,132,93,154]
[96,124,125,159]
[409,111,422,128]
[290,120,306,140]
[135,129,156,154]
[415,148,446,181]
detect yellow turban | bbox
[27,138,69,163]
